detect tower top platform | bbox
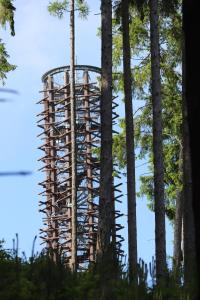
[42,65,101,82]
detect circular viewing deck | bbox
[42,65,101,83]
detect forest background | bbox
[0,0,173,266]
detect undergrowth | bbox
[0,238,192,300]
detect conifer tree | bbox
[0,0,16,83]
[121,0,138,283]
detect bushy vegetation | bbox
[0,239,190,300]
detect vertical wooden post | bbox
[64,71,72,263]
[43,82,51,250]
[70,0,77,272]
[83,71,95,262]
[48,75,58,262]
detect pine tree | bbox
[149,0,167,281]
[0,0,16,83]
[182,3,199,294]
[96,2,118,298]
[96,0,113,264]
[0,0,15,36]
[121,0,138,283]
[182,55,196,290]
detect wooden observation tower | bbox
[37,65,124,270]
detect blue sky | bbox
[0,0,173,266]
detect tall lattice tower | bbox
[37,65,124,270]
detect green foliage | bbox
[75,0,89,18]
[48,0,89,19]
[48,0,69,18]
[112,3,183,222]
[0,39,16,84]
[0,241,192,299]
[113,119,126,168]
[160,0,180,17]
[0,0,15,36]
[0,0,16,83]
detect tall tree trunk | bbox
[173,147,183,269]
[182,0,200,295]
[173,192,183,268]
[182,0,200,294]
[182,41,197,293]
[97,0,113,264]
[180,2,200,297]
[149,0,167,282]
[183,1,200,294]
[121,0,138,283]
[70,0,77,272]
[96,1,115,298]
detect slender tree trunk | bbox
[96,1,115,298]
[96,0,113,264]
[182,41,197,292]
[173,147,183,269]
[173,192,183,268]
[70,0,77,272]
[183,1,200,297]
[121,0,138,283]
[149,0,167,282]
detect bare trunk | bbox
[182,42,197,290]
[121,0,138,283]
[96,1,115,297]
[70,0,77,272]
[183,1,200,297]
[149,0,167,281]
[97,0,113,260]
[173,192,183,268]
[173,145,184,269]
